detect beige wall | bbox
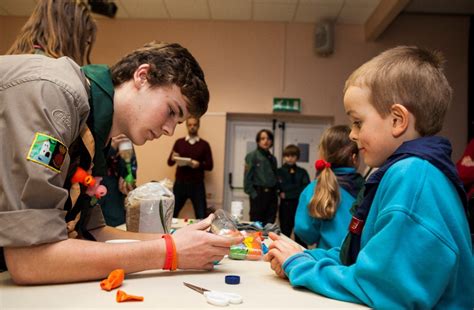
[1,13,469,209]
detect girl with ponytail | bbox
[294,125,365,249]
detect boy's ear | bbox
[390,103,410,137]
[133,64,150,89]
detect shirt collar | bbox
[186,135,200,145]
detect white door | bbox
[281,122,328,179]
[224,116,331,221]
[224,120,274,221]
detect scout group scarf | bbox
[334,169,365,198]
[340,136,468,266]
[258,147,278,173]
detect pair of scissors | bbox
[183,282,243,306]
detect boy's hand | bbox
[118,177,135,195]
[264,232,303,278]
[110,134,129,150]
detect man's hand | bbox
[171,152,180,160]
[190,159,200,169]
[173,214,243,270]
[263,232,303,279]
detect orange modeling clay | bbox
[100,269,125,291]
[116,290,144,302]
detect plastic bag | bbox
[210,209,263,260]
[125,182,174,234]
[210,209,241,237]
[229,231,263,260]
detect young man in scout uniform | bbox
[0,42,242,284]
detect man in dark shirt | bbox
[167,117,213,219]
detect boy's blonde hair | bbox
[343,46,452,136]
[309,125,358,219]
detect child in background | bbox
[99,134,138,227]
[294,125,364,249]
[265,46,474,309]
[277,145,310,246]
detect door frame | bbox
[223,113,333,217]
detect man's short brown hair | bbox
[343,46,452,136]
[111,42,209,118]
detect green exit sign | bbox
[273,97,301,112]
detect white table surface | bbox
[0,220,366,309]
[0,256,366,309]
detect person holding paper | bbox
[167,117,213,219]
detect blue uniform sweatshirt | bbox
[294,167,358,249]
[283,157,474,309]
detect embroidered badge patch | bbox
[27,133,68,173]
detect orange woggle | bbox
[71,167,96,187]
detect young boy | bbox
[244,129,278,224]
[0,42,242,285]
[265,46,474,309]
[277,145,310,245]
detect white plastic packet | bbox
[125,182,174,234]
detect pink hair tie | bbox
[315,159,331,171]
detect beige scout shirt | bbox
[0,55,105,247]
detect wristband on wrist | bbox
[161,234,177,271]
[170,235,178,271]
[162,234,173,270]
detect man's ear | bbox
[390,103,410,137]
[133,64,150,89]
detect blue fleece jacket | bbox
[283,157,474,309]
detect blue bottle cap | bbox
[225,275,240,285]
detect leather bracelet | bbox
[161,234,173,270]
